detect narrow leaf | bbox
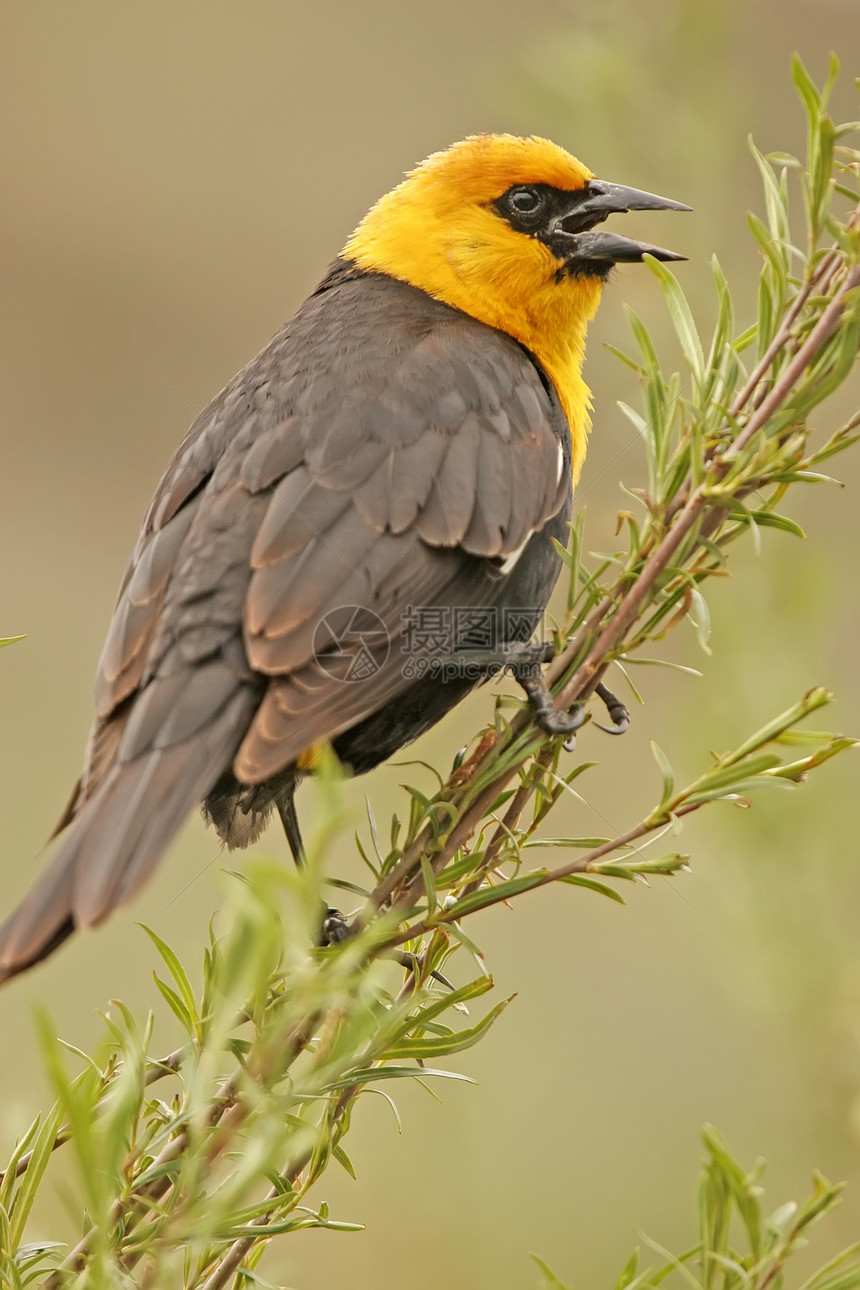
[557,874,626,904]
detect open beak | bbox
[554,180,691,270]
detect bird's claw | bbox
[536,703,587,738]
[593,681,630,736]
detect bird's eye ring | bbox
[506,186,545,218]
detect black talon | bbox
[594,681,630,736]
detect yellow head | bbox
[344,134,687,481]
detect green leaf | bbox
[16,1242,64,1285]
[0,635,25,650]
[593,853,688,880]
[618,401,649,438]
[0,1206,22,1290]
[441,871,548,919]
[748,145,791,253]
[37,1014,109,1241]
[9,1100,64,1249]
[749,510,807,538]
[685,751,786,802]
[140,926,200,1035]
[726,688,831,763]
[557,874,626,904]
[733,321,758,352]
[615,1249,641,1290]
[645,256,705,383]
[326,876,371,897]
[395,976,495,1036]
[623,656,703,678]
[332,1144,357,1179]
[152,973,193,1034]
[757,262,776,355]
[530,1254,570,1290]
[687,587,712,656]
[604,342,644,373]
[0,1119,40,1214]
[446,919,488,962]
[522,836,611,849]
[793,52,822,119]
[420,851,438,920]
[746,210,789,292]
[650,741,675,810]
[323,1065,477,1092]
[382,996,512,1060]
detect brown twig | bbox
[385,803,702,949]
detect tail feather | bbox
[0,689,255,984]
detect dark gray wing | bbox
[234,268,567,780]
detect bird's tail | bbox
[0,688,256,985]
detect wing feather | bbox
[413,414,482,546]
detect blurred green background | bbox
[1,1,859,1284]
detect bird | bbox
[0,134,688,983]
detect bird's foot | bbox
[507,643,631,749]
[319,911,453,989]
[320,906,354,946]
[513,664,586,740]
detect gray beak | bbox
[554,179,690,268]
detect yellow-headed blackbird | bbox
[0,135,687,982]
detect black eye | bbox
[506,186,545,218]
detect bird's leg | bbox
[277,797,352,945]
[497,640,556,669]
[462,640,555,677]
[277,795,305,868]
